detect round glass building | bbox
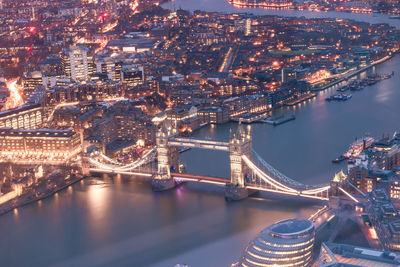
[239,219,315,267]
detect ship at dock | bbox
[326,93,352,102]
[334,72,394,93]
[332,136,374,163]
[332,155,348,163]
[344,136,374,158]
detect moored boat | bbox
[326,93,352,101]
[332,155,348,163]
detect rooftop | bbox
[0,103,41,118]
[371,188,391,203]
[270,219,314,236]
[107,38,157,49]
[0,128,76,138]
[322,242,400,266]
[106,139,135,152]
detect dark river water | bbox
[2,6,400,267]
[163,0,400,28]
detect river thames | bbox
[1,6,400,267]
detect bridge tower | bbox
[151,122,179,191]
[80,156,90,176]
[226,123,252,201]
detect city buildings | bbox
[45,82,122,105]
[366,188,400,252]
[0,128,81,160]
[23,71,43,91]
[166,105,198,129]
[0,0,400,265]
[346,134,400,200]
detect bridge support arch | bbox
[225,124,253,201]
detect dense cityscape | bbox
[1,0,400,266]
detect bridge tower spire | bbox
[226,123,252,201]
[152,121,179,191]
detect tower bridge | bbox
[87,122,335,201]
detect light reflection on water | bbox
[87,184,110,222]
[375,82,393,103]
[13,208,18,221]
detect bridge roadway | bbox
[88,168,329,201]
[173,175,329,201]
[172,173,229,185]
[246,183,329,201]
[89,168,229,185]
[168,137,229,151]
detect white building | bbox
[238,219,315,267]
[63,46,89,82]
[245,18,251,36]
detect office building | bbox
[62,46,90,82]
[198,107,229,124]
[0,128,81,160]
[0,104,43,129]
[239,219,315,267]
